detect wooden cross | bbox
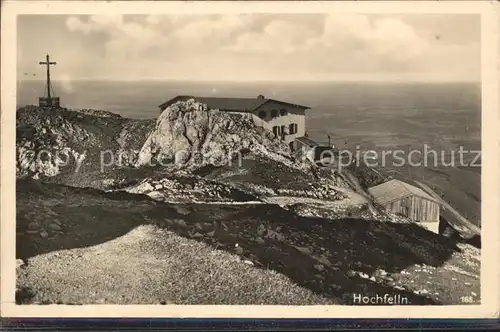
[39,54,56,100]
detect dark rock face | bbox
[137,99,293,169]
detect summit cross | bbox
[39,54,57,100]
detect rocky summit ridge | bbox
[15,101,481,305]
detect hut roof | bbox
[368,179,440,206]
[295,136,320,147]
[159,95,310,112]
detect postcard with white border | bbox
[1,0,499,319]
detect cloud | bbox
[145,15,162,25]
[221,14,430,73]
[225,19,319,54]
[66,16,92,34]
[65,15,166,65]
[66,15,158,41]
[358,17,428,60]
[66,15,124,34]
[58,14,478,81]
[65,14,248,59]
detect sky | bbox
[17,14,480,82]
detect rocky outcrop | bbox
[136,99,293,169]
[16,106,154,180]
[123,174,258,203]
[75,108,122,118]
[17,107,94,179]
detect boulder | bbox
[265,229,285,242]
[257,224,266,236]
[255,237,265,244]
[16,259,25,269]
[293,246,312,255]
[173,219,187,227]
[136,100,292,169]
[172,205,191,216]
[27,221,40,230]
[48,223,62,231]
[314,264,325,272]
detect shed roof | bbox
[159,95,310,112]
[295,136,320,147]
[368,179,440,206]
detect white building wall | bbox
[267,113,306,143]
[418,221,440,234]
[252,101,307,144]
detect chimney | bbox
[257,94,265,100]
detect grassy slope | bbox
[16,180,480,305]
[18,225,327,305]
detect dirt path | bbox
[169,200,266,205]
[414,180,480,238]
[338,170,379,215]
[263,184,369,209]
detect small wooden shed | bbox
[368,179,441,233]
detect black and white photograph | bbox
[2,0,499,318]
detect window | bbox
[289,123,298,135]
[272,126,280,137]
[280,109,287,116]
[400,199,409,217]
[258,111,266,119]
[270,109,278,117]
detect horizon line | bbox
[17,78,481,84]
